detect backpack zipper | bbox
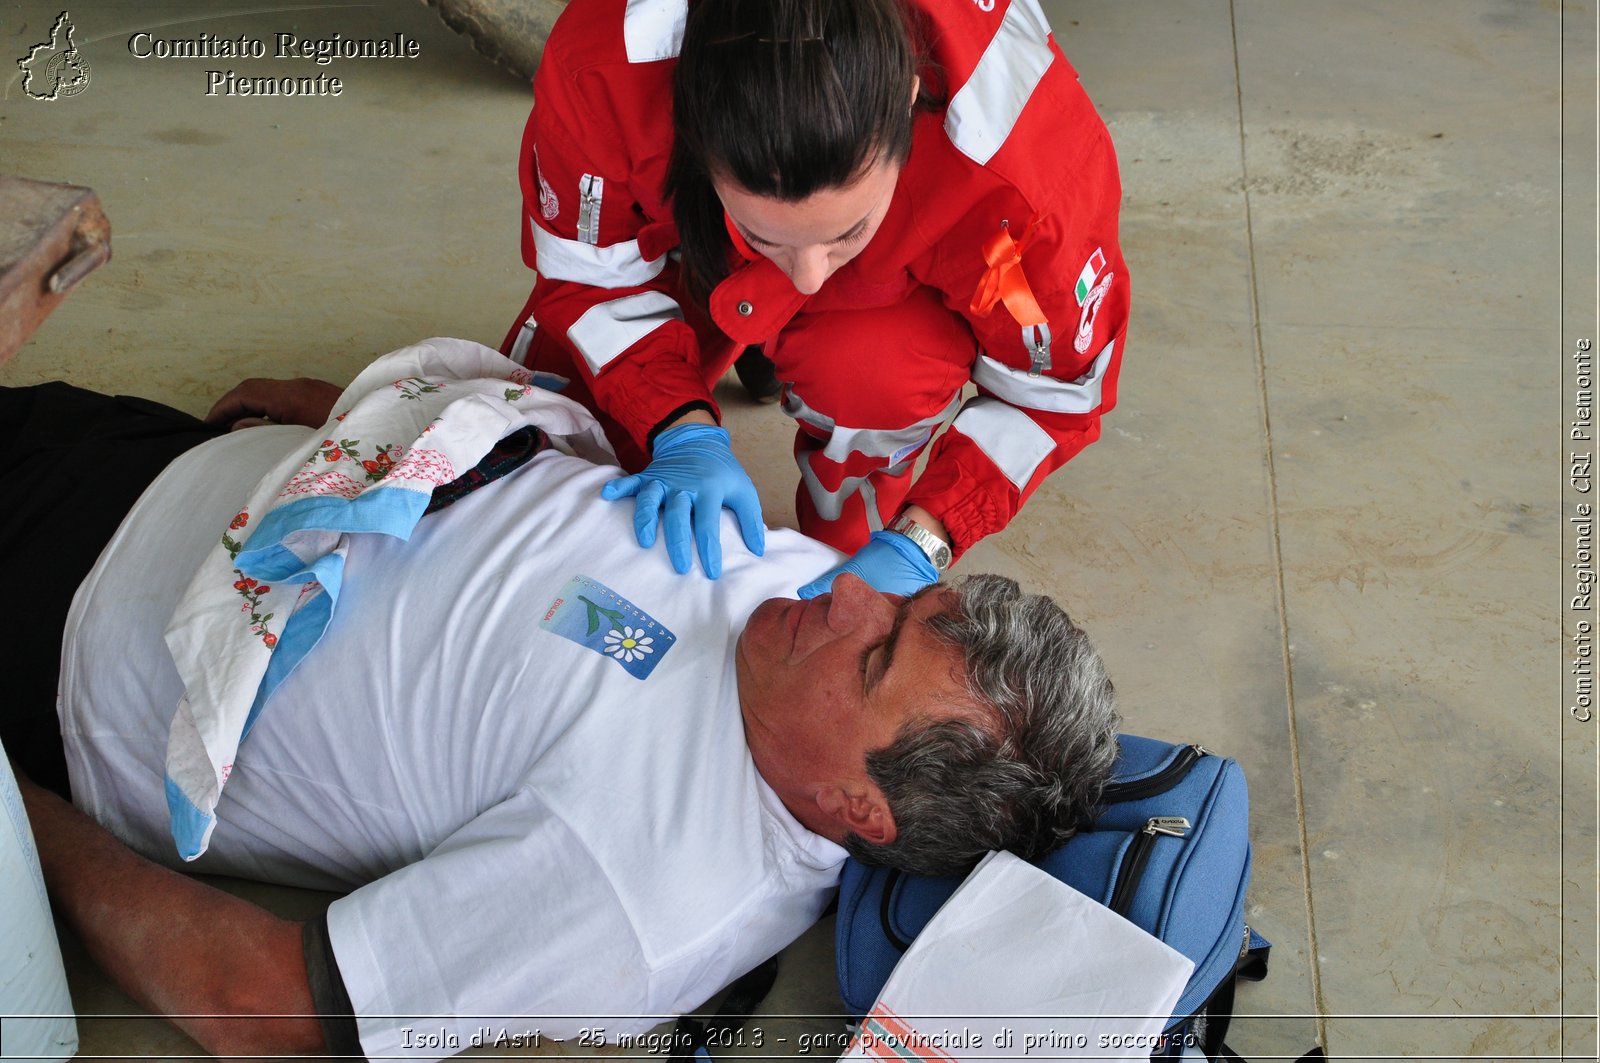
[1101,744,1209,804]
[880,868,913,951]
[1109,816,1191,916]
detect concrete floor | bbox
[2,0,1595,1060]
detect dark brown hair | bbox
[665,0,925,303]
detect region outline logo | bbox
[17,11,91,100]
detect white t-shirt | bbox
[59,427,847,1058]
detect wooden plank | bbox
[0,175,111,368]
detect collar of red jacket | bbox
[709,257,810,345]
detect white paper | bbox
[841,851,1194,1061]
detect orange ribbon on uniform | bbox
[969,214,1047,327]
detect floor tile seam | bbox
[1229,1,1327,1048]
[1252,321,1560,335]
[1127,318,1260,332]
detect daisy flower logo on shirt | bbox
[603,626,654,663]
[539,576,676,679]
[581,598,657,663]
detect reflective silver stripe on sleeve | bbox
[858,477,884,533]
[944,0,1054,165]
[624,0,688,62]
[782,387,963,465]
[950,396,1057,490]
[531,221,667,288]
[971,339,1115,415]
[566,291,684,375]
[577,175,604,245]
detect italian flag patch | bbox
[1075,247,1107,305]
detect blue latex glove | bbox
[601,423,765,578]
[797,530,940,599]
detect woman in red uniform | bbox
[502,0,1129,596]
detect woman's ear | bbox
[909,74,921,112]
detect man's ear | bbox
[817,785,897,846]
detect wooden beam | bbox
[0,175,111,368]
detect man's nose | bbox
[788,246,832,294]
[825,573,893,632]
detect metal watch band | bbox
[890,515,952,572]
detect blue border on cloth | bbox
[232,489,431,736]
[240,488,432,579]
[165,775,214,862]
[244,586,335,741]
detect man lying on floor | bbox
[3,339,1120,1060]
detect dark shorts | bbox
[0,383,222,798]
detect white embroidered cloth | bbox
[163,338,608,860]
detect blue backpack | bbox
[832,735,1271,1060]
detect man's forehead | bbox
[907,584,961,627]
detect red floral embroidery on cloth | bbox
[281,468,366,500]
[281,436,459,499]
[388,447,457,486]
[222,509,251,559]
[360,445,401,481]
[232,575,278,648]
[392,377,443,401]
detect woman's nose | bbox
[787,246,833,294]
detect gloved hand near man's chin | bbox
[797,530,940,600]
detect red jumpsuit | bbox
[502,0,1128,559]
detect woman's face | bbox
[714,153,902,296]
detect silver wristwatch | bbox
[889,514,952,572]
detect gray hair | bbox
[845,574,1121,877]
